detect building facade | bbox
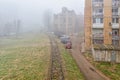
[85,0,120,50]
[53,7,80,35]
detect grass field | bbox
[58,40,85,80]
[0,33,85,80]
[0,33,51,80]
[84,53,120,80]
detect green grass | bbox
[84,52,120,80]
[0,33,50,80]
[95,62,120,80]
[0,33,85,80]
[58,41,85,80]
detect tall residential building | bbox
[85,0,120,50]
[53,7,78,35]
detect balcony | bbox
[92,2,103,7]
[112,12,118,16]
[93,23,104,28]
[112,23,119,29]
[92,33,104,44]
[93,35,103,39]
[112,36,119,40]
[93,12,103,16]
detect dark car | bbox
[60,35,70,44]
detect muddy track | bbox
[47,35,64,80]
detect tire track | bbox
[47,35,64,80]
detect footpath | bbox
[70,35,110,80]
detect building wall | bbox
[93,50,120,63]
[84,0,92,50]
[85,0,120,51]
[53,7,79,35]
[104,0,112,44]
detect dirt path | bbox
[70,35,109,80]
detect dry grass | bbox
[0,33,51,80]
[84,52,120,80]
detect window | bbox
[112,0,120,6]
[93,18,103,23]
[112,8,118,15]
[116,18,119,23]
[112,29,119,36]
[99,9,103,13]
[112,18,119,23]
[112,40,119,46]
[112,8,118,12]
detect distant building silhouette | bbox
[53,7,83,35]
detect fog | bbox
[0,0,84,34]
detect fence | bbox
[92,44,120,63]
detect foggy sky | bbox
[0,0,84,31]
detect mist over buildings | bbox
[0,0,84,35]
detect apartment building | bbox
[85,0,120,50]
[53,7,78,35]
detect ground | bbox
[1,32,117,80]
[0,33,51,80]
[72,34,120,80]
[70,35,109,80]
[58,39,85,80]
[84,51,120,80]
[0,33,85,80]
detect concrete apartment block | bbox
[85,0,120,51]
[53,7,81,35]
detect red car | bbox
[65,41,72,49]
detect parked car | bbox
[60,35,72,49]
[60,35,70,44]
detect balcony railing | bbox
[112,36,119,40]
[92,2,103,7]
[112,12,118,16]
[93,12,103,16]
[92,33,104,39]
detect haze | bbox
[0,0,84,32]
